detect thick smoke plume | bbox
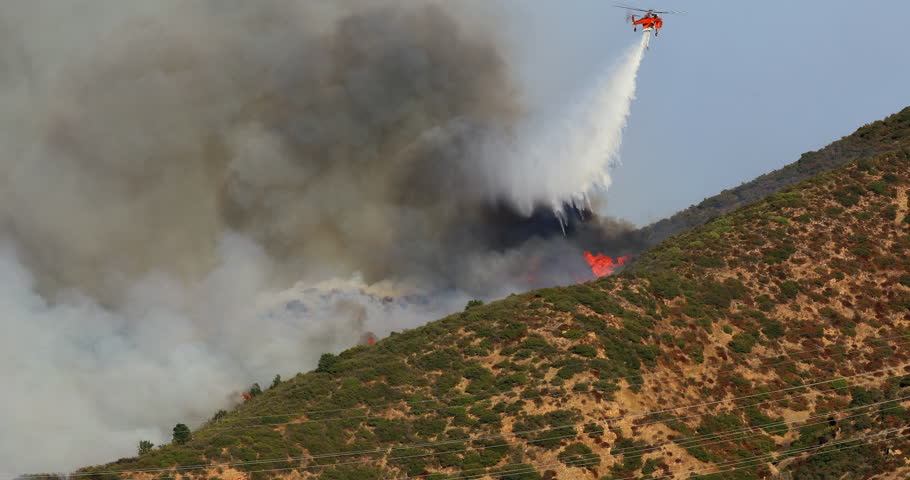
[0,1,645,475]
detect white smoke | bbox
[488,33,650,215]
[0,234,472,476]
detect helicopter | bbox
[615,4,685,37]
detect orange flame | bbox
[583,252,631,278]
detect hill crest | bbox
[639,106,910,248]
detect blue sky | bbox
[501,0,910,226]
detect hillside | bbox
[638,106,910,247]
[54,122,910,479]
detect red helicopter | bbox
[615,4,685,37]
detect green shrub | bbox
[763,244,796,264]
[755,295,775,312]
[248,383,262,397]
[584,423,605,437]
[572,382,589,392]
[495,465,542,480]
[610,437,647,475]
[417,349,461,371]
[316,353,339,373]
[434,373,459,394]
[728,333,758,353]
[463,365,496,394]
[592,380,621,399]
[321,467,385,480]
[528,426,576,449]
[468,405,502,424]
[496,373,528,390]
[464,345,491,357]
[520,336,555,353]
[171,424,191,445]
[745,406,788,436]
[557,443,598,470]
[570,344,598,358]
[465,299,484,310]
[868,180,888,195]
[562,329,584,340]
[792,423,835,449]
[555,359,587,380]
[137,440,154,456]
[779,280,800,299]
[414,417,447,437]
[642,458,659,475]
[849,386,877,406]
[759,318,785,339]
[700,278,747,309]
[368,418,412,443]
[698,414,744,435]
[695,256,725,268]
[571,285,624,315]
[834,185,865,207]
[645,271,683,299]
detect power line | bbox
[130,424,909,480]
[55,365,905,477]
[621,426,910,480]
[441,427,910,480]
[202,334,908,426]
[387,397,910,480]
[134,420,910,480]
[198,350,907,433]
[252,396,910,480]
[194,338,909,433]
[37,364,905,479]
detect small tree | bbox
[465,299,484,311]
[172,423,191,445]
[270,374,282,389]
[316,353,338,373]
[137,440,154,455]
[248,382,262,397]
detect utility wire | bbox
[199,349,907,433]
[133,421,910,480]
[203,334,908,426]
[439,427,910,480]
[38,364,906,478]
[386,394,910,479]
[192,338,909,433]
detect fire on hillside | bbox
[583,251,632,278]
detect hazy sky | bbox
[502,0,910,226]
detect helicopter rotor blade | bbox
[614,3,652,13]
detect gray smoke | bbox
[2,0,526,301]
[0,1,642,475]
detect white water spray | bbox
[494,32,651,215]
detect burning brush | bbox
[583,251,632,278]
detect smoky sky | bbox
[0,1,644,475]
[3,1,529,302]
